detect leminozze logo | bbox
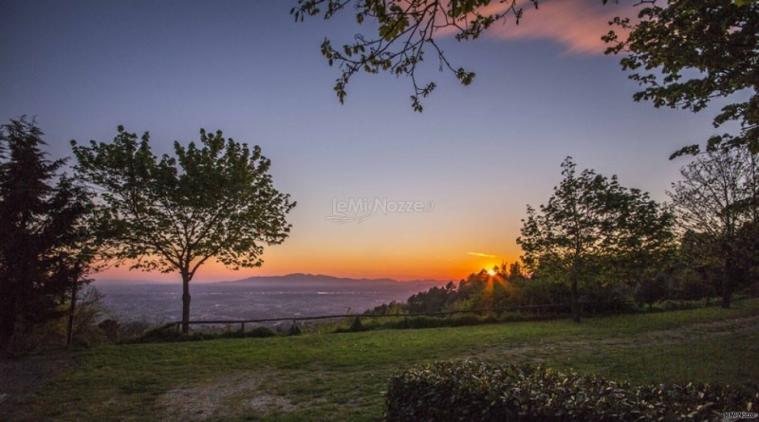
[723,411,758,422]
[327,197,434,223]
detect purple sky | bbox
[1,0,725,281]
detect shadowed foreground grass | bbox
[12,299,759,421]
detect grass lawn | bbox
[9,299,759,421]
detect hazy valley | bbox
[97,274,446,324]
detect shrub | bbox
[131,323,280,343]
[7,287,107,354]
[349,316,365,332]
[386,360,758,421]
[135,325,195,343]
[246,326,276,338]
[335,312,544,333]
[635,275,669,309]
[98,319,120,342]
[287,323,302,336]
[116,320,152,341]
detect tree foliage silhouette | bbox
[518,157,674,322]
[294,0,756,121]
[0,118,94,351]
[72,127,295,333]
[292,0,541,111]
[605,0,759,155]
[668,146,759,307]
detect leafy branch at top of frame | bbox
[291,0,538,111]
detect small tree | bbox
[518,157,674,322]
[505,261,528,283]
[0,119,94,351]
[669,146,759,307]
[72,127,295,333]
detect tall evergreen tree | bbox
[0,119,94,351]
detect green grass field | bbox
[9,300,759,421]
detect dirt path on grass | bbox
[157,371,295,421]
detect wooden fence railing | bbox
[161,303,571,332]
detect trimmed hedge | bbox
[386,360,758,421]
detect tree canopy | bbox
[293,0,757,127]
[0,119,94,352]
[72,127,296,332]
[605,0,759,155]
[668,146,758,306]
[292,0,543,111]
[517,157,674,321]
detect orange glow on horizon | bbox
[94,192,523,284]
[95,250,518,283]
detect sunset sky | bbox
[2,0,725,282]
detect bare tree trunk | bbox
[181,272,191,334]
[66,281,78,347]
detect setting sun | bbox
[486,268,497,276]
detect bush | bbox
[386,360,758,421]
[98,319,120,342]
[116,320,152,341]
[287,323,302,336]
[349,316,365,332]
[131,324,277,343]
[7,287,107,354]
[246,326,276,338]
[335,312,550,333]
[134,325,194,343]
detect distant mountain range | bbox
[221,273,448,289]
[97,273,450,288]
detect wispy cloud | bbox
[443,0,633,55]
[467,252,497,258]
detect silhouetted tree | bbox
[605,0,759,154]
[0,119,94,351]
[293,0,640,111]
[407,285,455,313]
[673,231,719,301]
[735,220,759,289]
[506,261,528,283]
[293,0,757,118]
[54,236,99,347]
[72,127,296,333]
[634,273,668,310]
[607,183,676,300]
[292,0,522,110]
[518,157,674,322]
[669,146,759,307]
